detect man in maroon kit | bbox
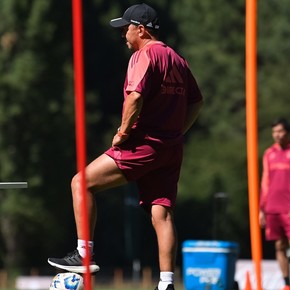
[259,118,290,290]
[48,4,203,290]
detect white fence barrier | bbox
[13,260,284,290]
[235,259,283,290]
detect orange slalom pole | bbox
[245,0,263,289]
[72,0,91,289]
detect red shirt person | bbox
[106,40,202,210]
[259,118,290,290]
[48,4,203,290]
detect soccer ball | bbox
[49,273,84,290]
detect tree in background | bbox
[0,0,131,272]
[170,0,290,259]
[0,0,290,273]
[169,0,249,256]
[0,0,76,271]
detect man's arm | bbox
[182,100,204,134]
[112,91,143,146]
[259,152,269,227]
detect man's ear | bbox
[138,25,146,36]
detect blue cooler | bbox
[182,240,239,290]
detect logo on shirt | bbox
[162,65,185,95]
[164,65,184,84]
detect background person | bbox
[48,3,203,290]
[259,118,290,290]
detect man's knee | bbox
[71,173,81,194]
[151,205,174,226]
[275,239,288,252]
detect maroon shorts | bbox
[265,213,290,240]
[105,135,183,210]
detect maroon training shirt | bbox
[123,41,202,143]
[260,142,290,213]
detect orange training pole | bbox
[72,0,91,289]
[245,0,263,290]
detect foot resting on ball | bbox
[48,250,100,273]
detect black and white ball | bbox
[49,273,84,290]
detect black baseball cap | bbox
[110,3,160,30]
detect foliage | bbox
[0,0,289,272]
[0,0,76,269]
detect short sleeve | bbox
[125,50,151,94]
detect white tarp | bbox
[235,260,284,290]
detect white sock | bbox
[77,239,94,258]
[158,272,174,290]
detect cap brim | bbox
[110,17,130,28]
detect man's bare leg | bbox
[47,154,128,273]
[71,154,128,239]
[151,204,177,289]
[275,239,289,286]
